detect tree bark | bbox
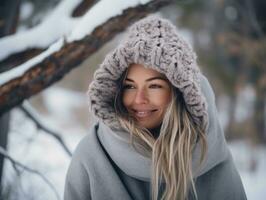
[0,112,10,188]
[0,48,43,73]
[72,0,97,17]
[253,73,266,143]
[0,0,20,37]
[0,0,20,189]
[0,0,173,115]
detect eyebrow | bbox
[125,77,168,82]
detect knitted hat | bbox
[88,16,208,131]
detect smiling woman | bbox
[121,64,172,130]
[64,16,247,200]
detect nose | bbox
[134,88,149,104]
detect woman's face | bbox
[122,64,172,129]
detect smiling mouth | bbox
[132,109,158,118]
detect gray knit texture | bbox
[88,16,208,131]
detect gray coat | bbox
[64,75,247,200]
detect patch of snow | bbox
[224,6,238,21]
[234,85,255,122]
[229,140,266,200]
[0,38,63,85]
[20,1,34,20]
[177,28,194,48]
[42,86,87,127]
[197,29,211,48]
[17,25,28,32]
[68,0,152,42]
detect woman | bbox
[64,16,246,200]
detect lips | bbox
[132,109,158,119]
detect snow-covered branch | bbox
[0,0,97,73]
[0,0,174,115]
[0,0,83,61]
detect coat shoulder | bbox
[72,123,100,161]
[195,154,247,200]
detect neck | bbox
[149,125,161,139]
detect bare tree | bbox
[209,0,266,142]
[0,0,21,188]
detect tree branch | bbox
[72,0,97,17]
[19,101,72,157]
[0,0,174,115]
[0,0,98,72]
[244,0,264,38]
[0,146,60,200]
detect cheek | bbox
[152,91,172,107]
[122,92,132,108]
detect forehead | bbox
[126,64,165,79]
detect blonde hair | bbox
[114,72,207,200]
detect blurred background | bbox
[0,0,265,199]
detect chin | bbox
[138,121,160,130]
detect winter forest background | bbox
[0,0,265,199]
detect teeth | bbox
[135,110,153,118]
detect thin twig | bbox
[19,101,72,157]
[244,0,264,38]
[0,146,60,200]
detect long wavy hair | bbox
[114,70,207,200]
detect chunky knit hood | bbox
[88,16,208,131]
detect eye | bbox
[123,84,135,90]
[149,84,162,89]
